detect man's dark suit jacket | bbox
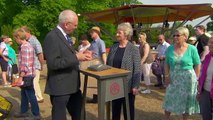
[43,27,80,96]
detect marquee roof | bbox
[82,3,213,24]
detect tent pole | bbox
[85,15,117,41]
[129,5,136,25]
[193,16,211,28]
[161,8,169,34]
[174,8,198,29]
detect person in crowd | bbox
[197,36,213,120]
[43,9,91,120]
[78,34,91,52]
[188,36,197,46]
[6,38,17,83]
[87,26,107,103]
[163,27,201,120]
[131,40,139,47]
[13,28,41,120]
[88,26,106,64]
[0,35,11,87]
[107,22,141,120]
[154,34,170,88]
[71,36,76,45]
[138,32,153,94]
[195,25,209,62]
[21,26,45,103]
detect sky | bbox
[138,0,213,26]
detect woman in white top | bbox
[138,32,153,94]
[0,35,10,87]
[78,34,91,52]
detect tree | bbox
[0,0,23,35]
[0,0,143,49]
[13,0,77,42]
[207,16,213,31]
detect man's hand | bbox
[40,64,43,71]
[159,56,165,61]
[196,93,201,101]
[76,51,92,61]
[3,56,8,62]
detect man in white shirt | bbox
[154,34,170,88]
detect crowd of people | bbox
[0,9,212,120]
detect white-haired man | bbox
[43,10,91,120]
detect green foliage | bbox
[207,21,213,31]
[1,24,19,51]
[22,0,40,5]
[13,7,41,35]
[147,29,161,43]
[12,0,77,43]
[0,0,23,34]
[1,25,13,37]
[0,0,141,46]
[186,24,196,37]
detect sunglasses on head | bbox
[173,34,182,38]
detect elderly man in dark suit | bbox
[43,10,91,120]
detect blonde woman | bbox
[163,27,201,120]
[138,32,153,94]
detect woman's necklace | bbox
[174,43,188,56]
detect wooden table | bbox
[80,67,131,120]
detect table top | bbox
[80,67,131,80]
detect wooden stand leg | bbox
[123,77,130,120]
[98,81,106,120]
[81,75,88,120]
[106,101,111,120]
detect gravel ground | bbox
[0,64,202,120]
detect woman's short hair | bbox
[196,25,206,32]
[21,26,31,34]
[0,35,8,42]
[175,27,189,39]
[13,28,27,40]
[117,22,133,40]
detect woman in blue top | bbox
[163,27,201,120]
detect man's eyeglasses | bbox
[173,34,182,38]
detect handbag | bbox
[22,76,34,89]
[8,58,18,74]
[151,59,162,76]
[12,64,18,74]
